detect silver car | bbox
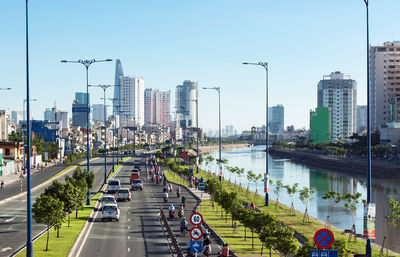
[101,195,117,208]
[131,179,143,191]
[117,188,131,201]
[101,204,120,222]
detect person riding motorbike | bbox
[169,204,175,218]
[176,187,181,197]
[178,204,184,218]
[202,236,211,256]
[163,191,169,202]
[180,217,188,235]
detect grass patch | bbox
[41,165,77,185]
[164,170,189,187]
[16,193,101,257]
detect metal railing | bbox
[159,207,184,257]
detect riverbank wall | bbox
[269,147,400,179]
[197,143,250,155]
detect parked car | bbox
[101,203,120,221]
[134,159,140,165]
[107,179,121,193]
[101,195,117,208]
[131,179,143,191]
[117,188,131,201]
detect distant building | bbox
[268,105,284,134]
[370,41,400,129]
[287,125,295,132]
[11,111,23,126]
[317,71,357,140]
[176,80,198,128]
[119,76,145,126]
[44,108,54,121]
[144,88,153,124]
[357,105,367,133]
[225,125,235,136]
[152,90,170,127]
[75,92,89,105]
[114,59,124,116]
[310,107,332,143]
[72,104,88,128]
[0,111,8,140]
[93,104,107,122]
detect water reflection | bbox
[205,145,400,253]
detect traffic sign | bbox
[190,212,203,226]
[310,250,338,257]
[189,241,203,253]
[190,227,203,241]
[198,182,206,191]
[314,229,334,249]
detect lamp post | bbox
[106,98,122,173]
[203,87,222,183]
[362,0,372,255]
[89,85,116,185]
[25,1,33,255]
[61,58,112,205]
[243,61,269,206]
[187,99,199,173]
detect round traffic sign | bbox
[314,228,334,249]
[190,212,203,226]
[190,227,203,241]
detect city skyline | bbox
[1,1,400,132]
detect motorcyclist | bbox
[181,195,186,207]
[169,204,175,218]
[163,191,169,202]
[178,204,184,218]
[202,236,211,256]
[180,217,188,234]
[176,187,181,197]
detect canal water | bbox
[203,145,400,253]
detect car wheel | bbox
[141,188,143,191]
[101,218,104,222]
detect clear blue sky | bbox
[1,0,399,132]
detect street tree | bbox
[274,180,284,209]
[65,174,87,218]
[342,192,362,242]
[322,191,341,228]
[285,183,299,215]
[253,173,263,199]
[380,196,400,256]
[32,194,65,251]
[236,167,245,190]
[299,186,316,223]
[246,170,256,196]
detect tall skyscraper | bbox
[119,76,144,126]
[357,105,367,133]
[176,80,198,128]
[268,104,284,134]
[75,92,89,105]
[114,59,124,115]
[310,107,332,143]
[144,88,153,124]
[370,41,400,129]
[72,93,91,127]
[44,108,55,121]
[317,71,357,140]
[152,90,170,127]
[93,104,107,122]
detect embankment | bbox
[269,147,400,179]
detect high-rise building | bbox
[144,88,153,124]
[93,104,107,122]
[75,92,89,105]
[357,105,367,133]
[11,111,23,125]
[176,80,198,128]
[317,71,357,140]
[44,108,54,121]
[114,59,124,116]
[310,107,332,143]
[72,93,91,128]
[370,41,400,129]
[0,110,9,140]
[268,104,284,134]
[119,76,144,126]
[152,90,170,127]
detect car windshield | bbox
[133,180,142,183]
[102,197,114,202]
[119,189,129,193]
[132,169,139,173]
[108,181,119,186]
[103,206,117,211]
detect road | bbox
[78,157,173,257]
[0,156,113,257]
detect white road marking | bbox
[5,217,16,223]
[128,218,130,222]
[23,219,27,222]
[128,247,130,252]
[7,227,13,230]
[0,247,12,252]
[128,236,130,240]
[128,226,130,230]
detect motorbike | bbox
[164,196,168,203]
[176,190,181,198]
[178,208,184,218]
[169,210,175,219]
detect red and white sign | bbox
[190,212,203,226]
[314,228,334,249]
[190,227,203,241]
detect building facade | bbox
[357,105,367,133]
[317,71,357,140]
[310,107,332,143]
[175,80,198,128]
[75,92,89,105]
[268,104,284,134]
[114,59,124,116]
[370,41,400,130]
[144,88,153,124]
[93,104,107,123]
[152,90,170,127]
[119,76,145,126]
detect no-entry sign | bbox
[190,212,203,226]
[314,229,334,249]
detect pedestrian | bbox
[250,201,256,211]
[1,180,4,190]
[221,243,230,257]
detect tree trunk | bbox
[252,230,254,249]
[68,214,71,227]
[275,197,279,209]
[380,226,392,256]
[244,227,247,240]
[57,227,60,238]
[76,208,78,218]
[46,226,50,251]
[269,247,272,257]
[261,244,263,256]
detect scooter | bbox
[176,190,181,198]
[164,196,168,203]
[178,208,184,218]
[169,210,175,219]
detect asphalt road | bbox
[78,157,173,257]
[0,157,113,257]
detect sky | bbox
[1,0,399,133]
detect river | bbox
[203,145,400,253]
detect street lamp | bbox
[203,87,222,183]
[89,85,117,185]
[187,99,199,173]
[105,98,123,173]
[242,61,270,206]
[22,98,37,175]
[362,0,372,255]
[61,58,112,205]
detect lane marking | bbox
[128,236,130,240]
[0,247,12,252]
[128,218,130,222]
[128,226,130,230]
[23,219,27,222]
[5,217,16,223]
[128,247,130,252]
[7,227,13,230]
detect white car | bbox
[117,188,131,201]
[101,195,117,208]
[131,179,143,191]
[107,179,121,193]
[134,159,140,165]
[101,203,120,221]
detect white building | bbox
[357,105,367,133]
[119,76,145,126]
[370,41,400,130]
[152,90,170,127]
[317,71,357,140]
[93,104,107,123]
[175,80,198,128]
[144,88,152,124]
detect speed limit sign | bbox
[190,212,203,226]
[190,227,203,241]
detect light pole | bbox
[243,61,269,206]
[362,0,372,255]
[22,98,37,175]
[89,85,116,185]
[61,58,112,205]
[203,87,222,183]
[106,98,122,173]
[24,0,33,255]
[187,99,199,173]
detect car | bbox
[101,203,120,221]
[131,179,143,191]
[117,188,131,201]
[130,172,140,183]
[134,165,141,171]
[134,159,140,165]
[100,195,117,208]
[107,179,121,193]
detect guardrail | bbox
[159,207,184,257]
